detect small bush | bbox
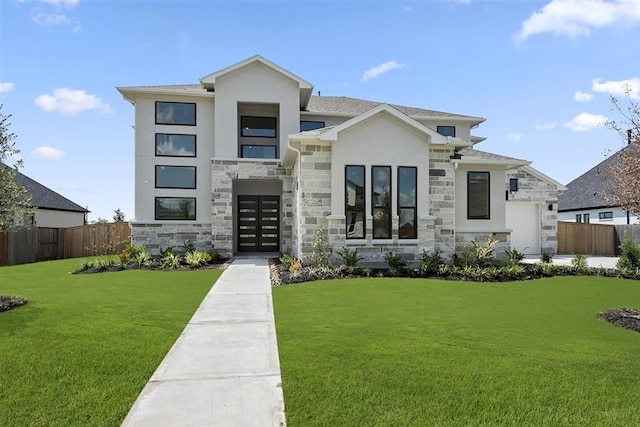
[161,252,182,269]
[503,248,525,266]
[182,240,196,255]
[185,251,211,268]
[159,246,174,257]
[472,236,499,267]
[420,249,444,275]
[540,251,554,264]
[384,252,407,273]
[308,229,333,268]
[279,247,297,270]
[289,259,302,273]
[617,234,640,270]
[336,247,362,268]
[209,250,221,263]
[119,244,144,264]
[134,251,153,268]
[80,260,94,271]
[571,254,589,269]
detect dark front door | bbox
[237,195,280,252]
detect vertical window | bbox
[576,214,582,223]
[509,178,519,192]
[345,166,365,239]
[467,172,490,219]
[372,166,392,239]
[583,213,590,223]
[155,102,196,125]
[437,125,456,137]
[398,167,417,239]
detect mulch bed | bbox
[0,296,28,313]
[598,308,640,334]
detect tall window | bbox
[156,102,196,126]
[155,166,196,189]
[437,125,456,137]
[155,197,196,220]
[398,167,417,239]
[467,172,490,219]
[372,166,392,238]
[156,134,196,157]
[345,165,365,239]
[576,214,582,223]
[583,213,590,223]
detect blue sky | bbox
[1,0,640,222]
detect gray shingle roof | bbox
[2,164,89,213]
[558,144,639,211]
[458,148,528,162]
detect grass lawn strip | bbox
[0,257,220,427]
[273,276,640,426]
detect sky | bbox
[1,0,640,222]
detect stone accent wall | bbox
[211,160,293,257]
[507,167,559,253]
[131,222,213,254]
[455,231,511,259]
[429,147,456,257]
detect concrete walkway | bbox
[122,258,286,427]
[522,254,619,269]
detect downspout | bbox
[287,139,302,258]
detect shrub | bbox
[119,244,144,264]
[384,252,407,273]
[336,247,362,269]
[308,229,333,268]
[420,249,444,275]
[503,248,525,267]
[94,257,111,272]
[181,240,196,255]
[471,236,499,267]
[161,252,182,269]
[209,250,221,263]
[185,251,211,268]
[80,260,94,271]
[279,247,297,270]
[540,251,554,264]
[134,250,153,268]
[571,254,589,270]
[289,259,302,273]
[159,246,174,257]
[617,233,640,270]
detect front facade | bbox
[118,55,561,261]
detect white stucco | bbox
[455,166,508,231]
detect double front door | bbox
[237,195,280,252]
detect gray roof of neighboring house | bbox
[2,164,89,213]
[558,143,639,212]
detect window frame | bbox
[576,214,582,223]
[599,211,614,220]
[345,165,366,240]
[467,171,490,220]
[155,197,196,221]
[240,116,277,138]
[437,125,456,137]
[155,101,196,126]
[509,178,519,192]
[397,166,417,239]
[371,165,392,239]
[240,144,278,159]
[300,120,325,132]
[155,133,197,157]
[583,213,590,223]
[155,165,197,189]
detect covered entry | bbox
[237,195,280,252]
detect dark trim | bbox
[467,171,490,220]
[437,125,456,137]
[509,178,518,192]
[371,165,392,239]
[154,197,196,221]
[155,133,197,157]
[155,165,197,189]
[240,116,277,138]
[558,205,616,213]
[345,165,366,239]
[155,101,196,126]
[598,211,614,219]
[397,166,417,239]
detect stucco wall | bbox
[35,209,85,228]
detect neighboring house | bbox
[558,143,640,225]
[117,55,563,261]
[10,166,89,228]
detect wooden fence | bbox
[557,222,616,256]
[0,222,131,266]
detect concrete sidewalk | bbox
[122,258,286,427]
[522,254,619,269]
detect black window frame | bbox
[155,197,196,221]
[398,166,417,239]
[576,214,582,223]
[509,178,519,192]
[345,165,366,239]
[599,211,614,220]
[155,101,196,126]
[467,171,490,220]
[241,116,277,138]
[300,120,325,132]
[155,165,197,189]
[437,125,456,137]
[583,213,590,223]
[155,133,197,157]
[372,165,392,239]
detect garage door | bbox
[506,203,540,254]
[237,195,280,252]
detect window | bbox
[583,213,590,223]
[467,172,490,219]
[437,125,456,137]
[509,178,519,192]
[372,166,392,238]
[155,166,196,189]
[576,214,582,223]
[241,116,276,138]
[155,102,196,126]
[345,165,365,239]
[155,197,196,220]
[398,167,417,239]
[599,211,613,220]
[241,145,277,159]
[300,121,325,132]
[156,134,196,157]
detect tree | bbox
[0,105,32,231]
[604,83,640,216]
[113,208,126,223]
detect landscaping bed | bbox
[0,295,27,312]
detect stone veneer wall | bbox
[429,147,457,257]
[507,167,559,253]
[455,231,511,259]
[131,223,213,254]
[211,159,293,257]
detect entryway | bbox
[237,195,280,252]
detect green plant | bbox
[119,243,144,265]
[336,247,362,268]
[471,236,499,267]
[279,247,297,270]
[420,249,444,275]
[308,229,333,268]
[161,252,182,269]
[571,254,589,269]
[540,251,554,263]
[159,246,175,257]
[617,233,640,270]
[208,250,221,263]
[134,250,152,268]
[384,252,407,273]
[80,260,94,271]
[185,251,211,268]
[182,240,196,255]
[503,248,526,266]
[94,257,111,272]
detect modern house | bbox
[558,143,639,225]
[117,55,562,261]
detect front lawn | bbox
[0,257,219,426]
[273,277,640,426]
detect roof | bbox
[558,143,640,211]
[453,148,530,169]
[2,164,89,213]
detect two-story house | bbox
[117,55,563,261]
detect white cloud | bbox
[592,77,640,99]
[361,60,406,83]
[507,132,523,141]
[573,91,593,102]
[40,0,79,8]
[564,112,608,131]
[34,88,111,114]
[31,146,66,160]
[32,8,71,26]
[0,82,15,93]
[536,122,557,130]
[516,0,640,41]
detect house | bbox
[558,143,640,225]
[7,165,89,228]
[117,55,562,261]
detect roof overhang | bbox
[521,165,567,191]
[116,87,213,105]
[451,157,531,170]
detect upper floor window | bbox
[156,102,196,126]
[241,116,276,138]
[437,125,456,137]
[509,178,519,192]
[241,145,277,159]
[345,165,365,239]
[398,167,417,239]
[372,166,392,239]
[155,165,196,189]
[300,121,325,132]
[156,134,196,157]
[155,197,196,220]
[468,171,490,219]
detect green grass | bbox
[0,257,219,426]
[273,277,640,426]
